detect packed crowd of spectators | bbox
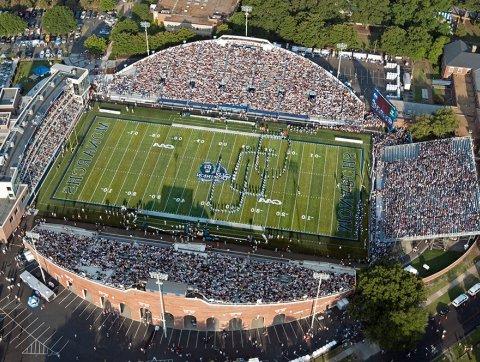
[20,91,83,190]
[103,39,365,123]
[374,137,480,240]
[27,228,355,304]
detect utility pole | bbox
[241,5,253,37]
[336,42,347,79]
[150,272,168,338]
[310,272,330,330]
[140,21,151,56]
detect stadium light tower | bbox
[241,5,253,37]
[140,21,151,56]
[336,42,348,79]
[150,271,168,338]
[310,272,330,330]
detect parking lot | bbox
[0,239,361,361]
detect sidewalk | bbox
[426,260,480,305]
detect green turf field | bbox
[40,109,369,240]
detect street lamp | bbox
[140,21,151,56]
[336,42,347,79]
[310,272,330,330]
[30,237,47,284]
[241,5,253,37]
[150,271,168,337]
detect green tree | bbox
[42,5,77,35]
[409,107,459,140]
[428,35,450,65]
[351,0,390,26]
[132,3,152,22]
[380,26,406,55]
[111,19,139,40]
[99,0,116,12]
[349,264,428,351]
[84,34,107,55]
[0,12,27,37]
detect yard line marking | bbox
[184,131,216,217]
[186,329,191,347]
[263,137,284,228]
[303,144,317,233]
[289,143,305,232]
[74,118,126,203]
[276,142,292,230]
[161,129,195,212]
[125,123,165,206]
[240,329,244,348]
[141,125,175,211]
[102,122,143,206]
[202,132,234,220]
[316,146,328,235]
[173,130,205,216]
[112,123,151,206]
[195,330,199,348]
[329,146,340,235]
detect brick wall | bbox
[26,243,349,330]
[422,239,480,285]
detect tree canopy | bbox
[42,6,77,35]
[409,107,459,141]
[99,0,116,12]
[84,34,107,55]
[224,0,453,63]
[349,264,428,351]
[0,12,27,37]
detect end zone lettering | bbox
[63,122,110,195]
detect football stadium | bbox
[2,35,480,338]
[38,108,369,241]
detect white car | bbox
[467,283,480,297]
[452,293,469,307]
[57,49,62,59]
[39,50,44,58]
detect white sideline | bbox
[334,137,363,144]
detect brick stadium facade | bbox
[25,242,351,331]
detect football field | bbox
[48,115,366,239]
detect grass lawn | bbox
[410,249,462,277]
[426,274,479,316]
[412,61,432,103]
[432,87,446,104]
[12,60,59,95]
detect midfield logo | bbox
[197,162,230,182]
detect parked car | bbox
[452,293,469,307]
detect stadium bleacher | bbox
[101,38,366,124]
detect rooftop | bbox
[155,0,239,27]
[443,40,480,70]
